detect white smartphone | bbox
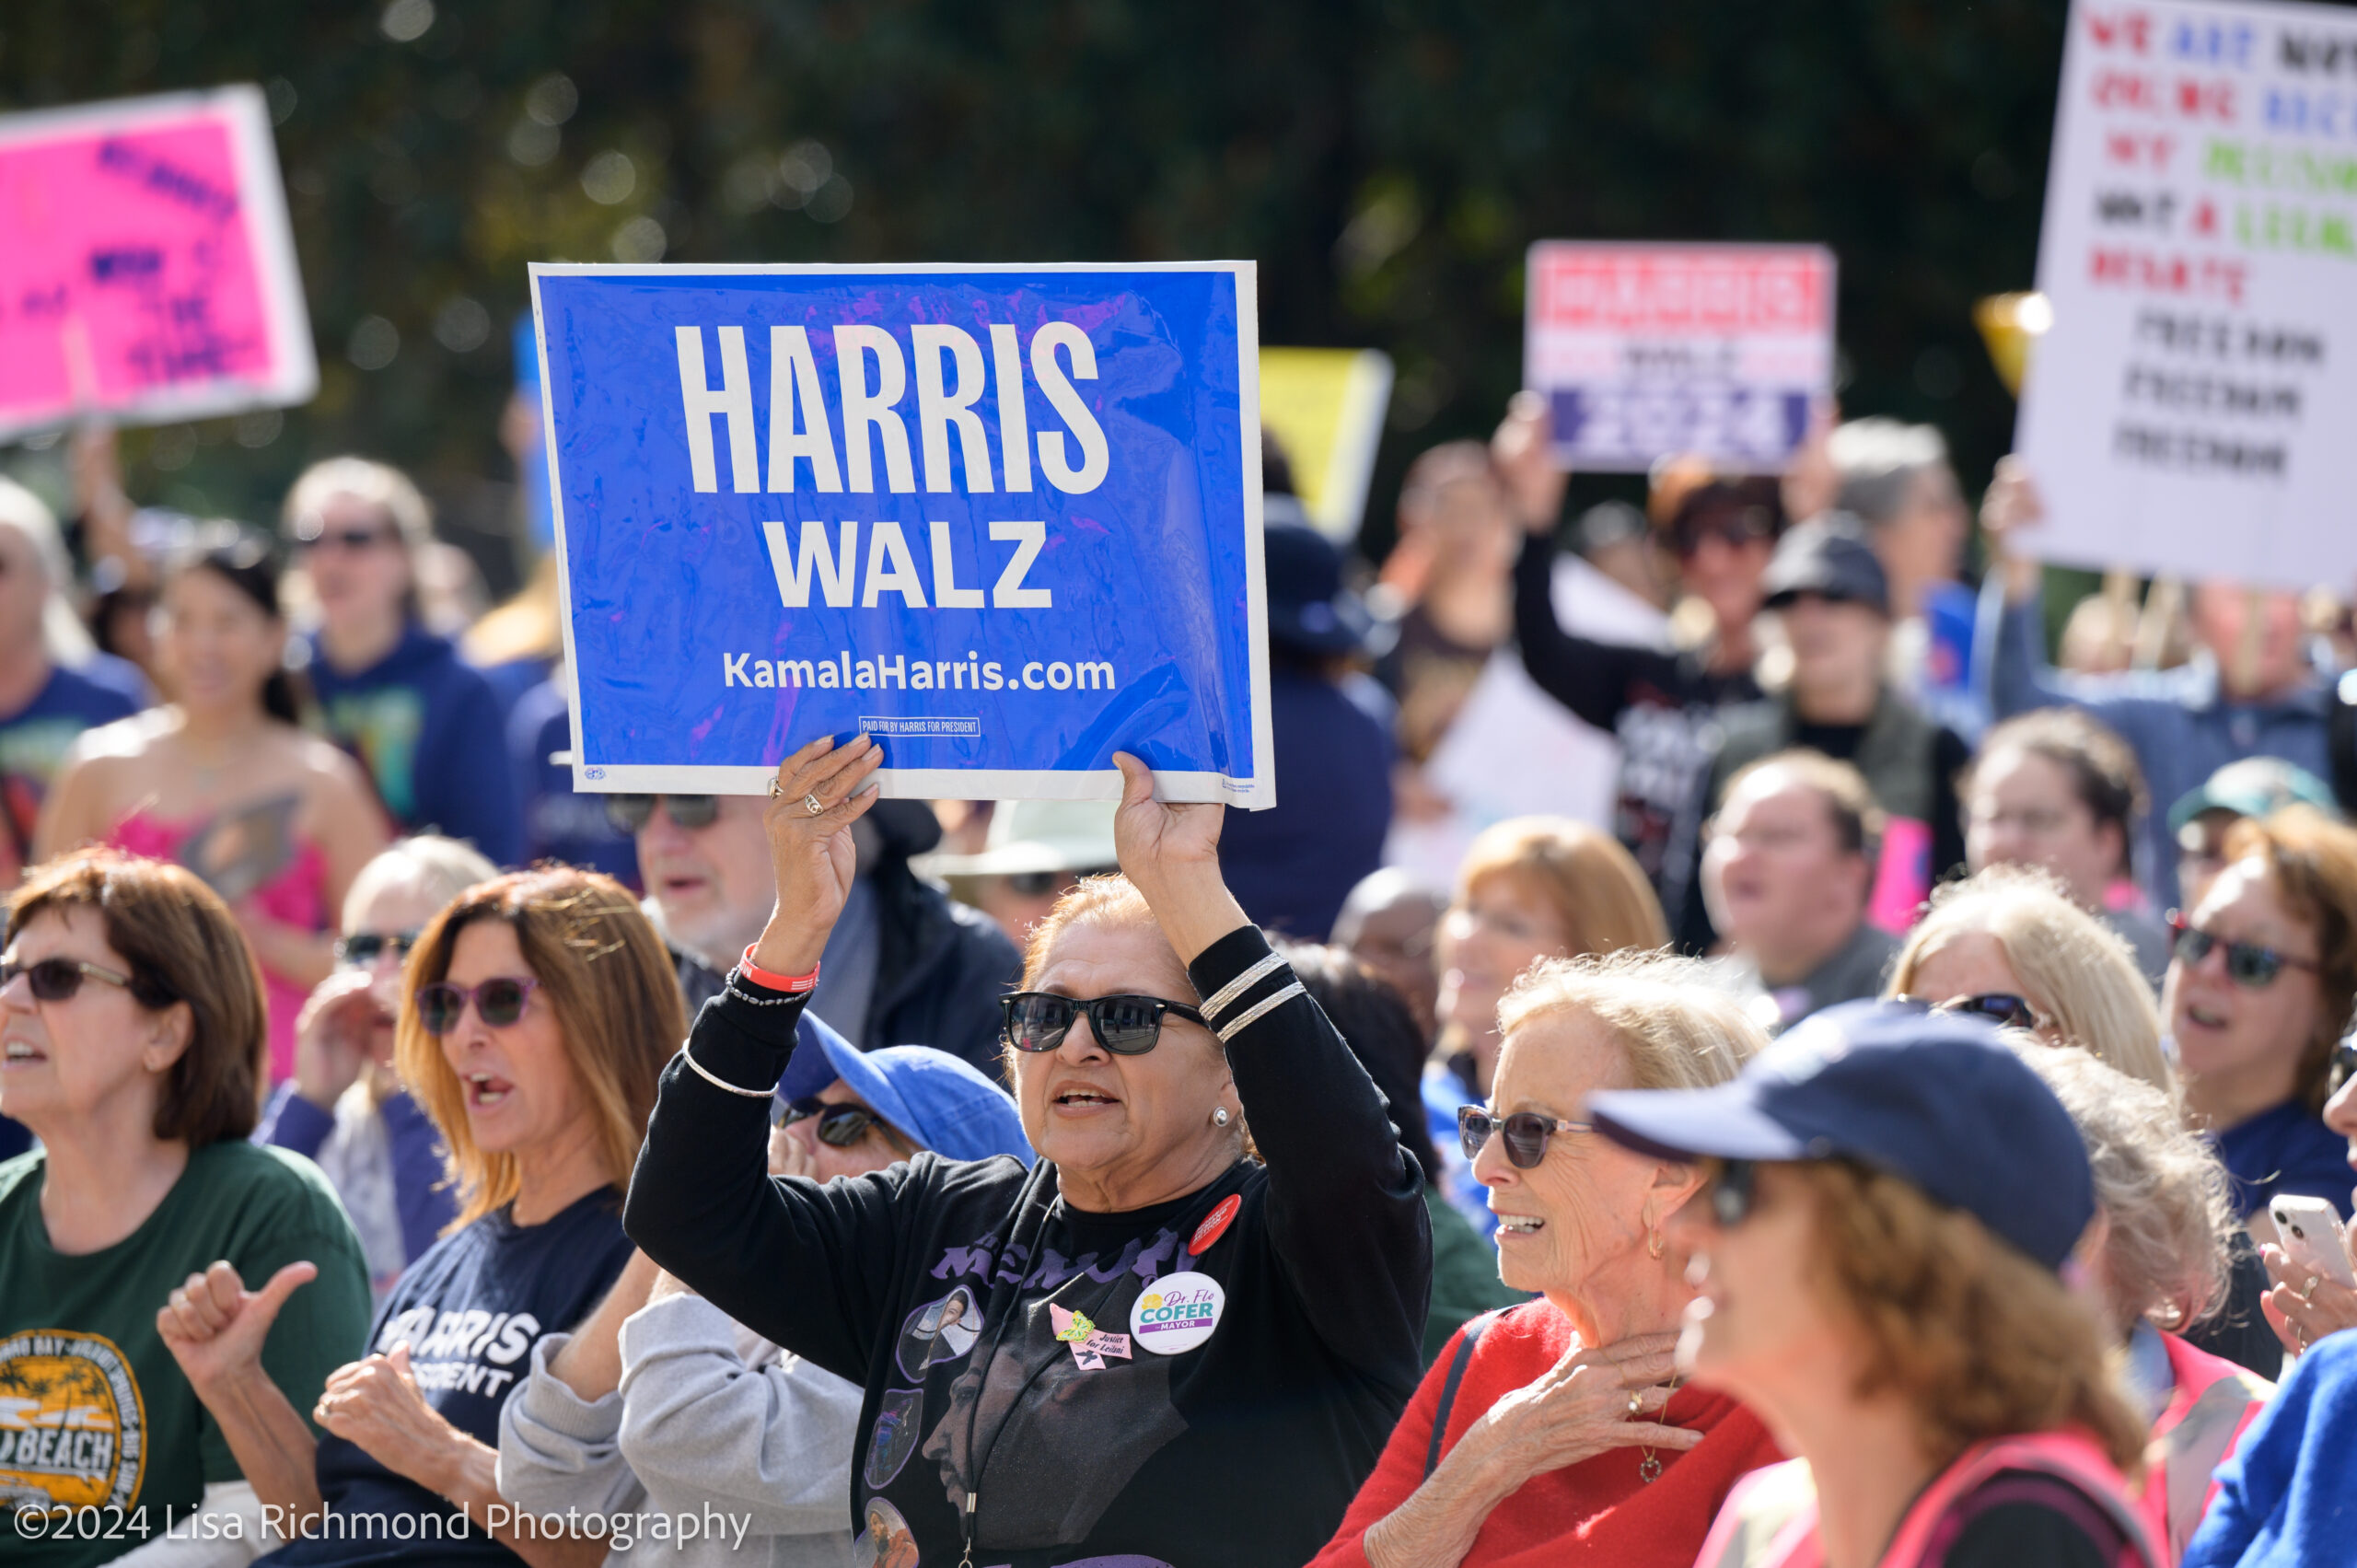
[2269,1195,2357,1290]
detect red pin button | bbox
[1188,1193,1242,1257]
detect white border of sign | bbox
[528,260,1271,807]
[0,85,318,440]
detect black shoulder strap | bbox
[1422,1309,1502,1481]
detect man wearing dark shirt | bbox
[1699,518,1969,947]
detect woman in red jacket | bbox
[1316,950,1781,1568]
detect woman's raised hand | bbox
[1490,391,1567,537]
[2260,1241,2357,1357]
[753,734,883,975]
[1110,752,1245,965]
[1456,1331,1701,1491]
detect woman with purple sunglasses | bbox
[167,865,682,1566]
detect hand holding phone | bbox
[2269,1195,2357,1291]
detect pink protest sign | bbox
[0,85,316,439]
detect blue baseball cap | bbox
[1587,1000,2093,1272]
[776,1012,1033,1166]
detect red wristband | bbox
[737,944,821,993]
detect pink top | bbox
[110,809,331,1084]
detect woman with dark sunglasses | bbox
[167,866,679,1566]
[623,736,1431,1568]
[1314,951,1779,1568]
[2164,807,2357,1228]
[0,849,373,1566]
[1591,1000,2160,1568]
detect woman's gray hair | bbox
[1829,418,1949,528]
[0,476,99,668]
[1498,948,1763,1091]
[2010,1042,2235,1332]
[342,835,498,933]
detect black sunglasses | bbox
[335,930,420,968]
[1707,1159,1759,1227]
[605,795,721,834]
[2167,911,2320,989]
[0,953,168,1007]
[1896,992,2045,1030]
[1673,507,1775,559]
[778,1097,891,1147]
[415,977,540,1036]
[1457,1105,1594,1169]
[1000,992,1209,1055]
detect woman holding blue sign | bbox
[624,733,1433,1568]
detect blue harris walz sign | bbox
[530,262,1271,807]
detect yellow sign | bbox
[1258,348,1393,541]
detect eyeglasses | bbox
[0,954,145,1005]
[2166,911,2320,989]
[999,992,1209,1055]
[297,527,397,553]
[2328,1038,2357,1099]
[1900,992,2045,1031]
[1705,1159,1759,1227]
[415,977,540,1036]
[335,931,420,968]
[606,795,720,834]
[1457,1105,1594,1169]
[777,1097,892,1147]
[1672,509,1775,559]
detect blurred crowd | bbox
[5,377,2357,1568]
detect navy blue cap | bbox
[1587,999,2093,1272]
[776,1012,1033,1167]
[1760,515,1890,618]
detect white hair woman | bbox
[1314,951,1780,1568]
[254,835,497,1301]
[2014,1046,2271,1562]
[623,738,1431,1568]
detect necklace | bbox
[1638,1448,1662,1483]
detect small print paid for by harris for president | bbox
[530,261,1275,807]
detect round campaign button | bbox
[1130,1270,1225,1355]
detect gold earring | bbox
[1646,1229,1665,1260]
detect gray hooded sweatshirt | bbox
[497,1292,861,1567]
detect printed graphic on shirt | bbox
[0,1330,145,1515]
[864,1388,923,1490]
[323,689,424,822]
[895,1287,981,1381]
[373,1304,540,1401]
[920,1284,1190,1547]
[856,1495,920,1568]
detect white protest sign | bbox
[2017,0,2357,590]
[1523,242,1836,472]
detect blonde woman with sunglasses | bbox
[1315,951,1777,1568]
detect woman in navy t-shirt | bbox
[168,866,682,1565]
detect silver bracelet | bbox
[678,1040,775,1099]
[725,975,810,1007]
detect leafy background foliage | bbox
[6,0,2247,590]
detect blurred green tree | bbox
[0,0,2120,581]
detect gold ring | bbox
[768,779,784,797]
[804,793,827,817]
[1627,1390,1643,1417]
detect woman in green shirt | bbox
[0,847,370,1565]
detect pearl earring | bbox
[1212,1107,1231,1128]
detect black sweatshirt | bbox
[1511,532,1760,924]
[623,926,1432,1568]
